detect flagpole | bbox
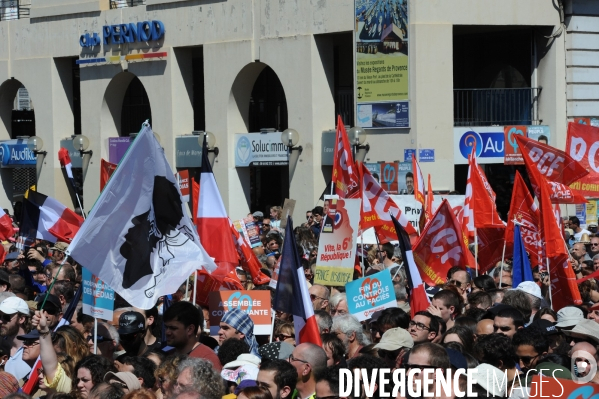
[545,255,553,310]
[74,193,86,220]
[360,232,365,277]
[269,308,276,343]
[192,270,198,306]
[185,275,190,301]
[500,242,506,288]
[474,228,479,277]
[93,318,98,354]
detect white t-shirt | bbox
[5,346,31,381]
[574,228,591,242]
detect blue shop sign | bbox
[80,20,165,48]
[0,140,36,167]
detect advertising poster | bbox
[209,291,271,335]
[346,269,396,321]
[566,122,599,198]
[243,216,262,248]
[586,200,597,227]
[234,133,288,167]
[355,0,409,128]
[364,163,382,183]
[314,198,361,286]
[396,161,413,194]
[503,125,526,165]
[576,204,586,227]
[380,162,398,194]
[365,162,414,194]
[526,125,550,144]
[82,268,115,321]
[108,137,131,164]
[322,195,338,234]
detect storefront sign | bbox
[454,126,550,165]
[356,101,410,129]
[102,21,165,46]
[314,198,361,286]
[82,268,115,321]
[321,130,336,166]
[234,133,288,167]
[419,149,434,162]
[59,139,83,168]
[346,270,396,321]
[355,0,409,129]
[175,136,203,168]
[208,290,271,335]
[0,140,36,167]
[108,137,131,164]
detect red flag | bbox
[357,163,417,242]
[231,225,270,285]
[548,254,583,310]
[505,172,542,267]
[516,134,588,204]
[566,122,599,197]
[461,147,475,243]
[477,227,511,275]
[332,115,359,198]
[412,157,425,207]
[100,159,117,191]
[425,175,434,223]
[469,154,504,228]
[0,208,13,241]
[413,200,473,286]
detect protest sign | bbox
[209,290,271,335]
[314,198,361,286]
[586,200,597,227]
[567,122,599,198]
[346,269,396,321]
[82,267,115,321]
[322,195,338,233]
[233,217,263,248]
[176,170,190,202]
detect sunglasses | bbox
[405,363,433,370]
[0,313,16,323]
[276,333,294,341]
[22,340,39,347]
[263,224,271,227]
[517,354,539,365]
[87,335,111,343]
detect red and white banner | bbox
[176,170,190,203]
[566,122,599,198]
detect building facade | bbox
[0,0,591,220]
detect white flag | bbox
[67,124,216,309]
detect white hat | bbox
[555,306,584,328]
[513,281,542,300]
[475,364,506,397]
[223,353,261,370]
[0,297,29,315]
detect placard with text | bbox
[346,269,396,321]
[208,290,271,335]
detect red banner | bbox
[566,122,599,197]
[477,227,511,275]
[100,158,117,191]
[177,170,190,202]
[413,200,471,286]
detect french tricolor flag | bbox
[392,214,430,318]
[273,216,322,345]
[19,191,84,246]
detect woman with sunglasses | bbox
[273,322,295,346]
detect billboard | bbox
[355,0,409,129]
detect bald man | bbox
[288,343,327,399]
[570,342,599,383]
[476,319,495,336]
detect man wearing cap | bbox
[37,294,63,330]
[118,311,149,356]
[104,371,141,394]
[1,297,31,380]
[588,303,599,325]
[374,327,413,369]
[513,281,543,323]
[164,302,222,370]
[49,242,68,264]
[564,319,599,347]
[219,308,260,357]
[555,306,584,331]
[253,211,264,223]
[528,319,565,354]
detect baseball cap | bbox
[104,372,142,391]
[369,310,384,325]
[374,327,414,351]
[0,297,29,315]
[563,319,599,344]
[117,311,145,335]
[445,348,467,370]
[36,294,61,312]
[4,252,18,261]
[223,354,261,370]
[16,329,40,341]
[221,364,259,384]
[50,242,68,252]
[475,364,507,397]
[555,306,584,329]
[513,281,543,300]
[590,302,599,311]
[252,211,264,218]
[527,319,559,336]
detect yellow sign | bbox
[586,201,597,226]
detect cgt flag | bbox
[67,124,217,309]
[273,216,321,345]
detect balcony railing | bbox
[110,0,145,8]
[0,0,30,21]
[454,87,542,127]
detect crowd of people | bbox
[0,206,596,399]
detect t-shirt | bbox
[188,343,222,371]
[5,346,31,381]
